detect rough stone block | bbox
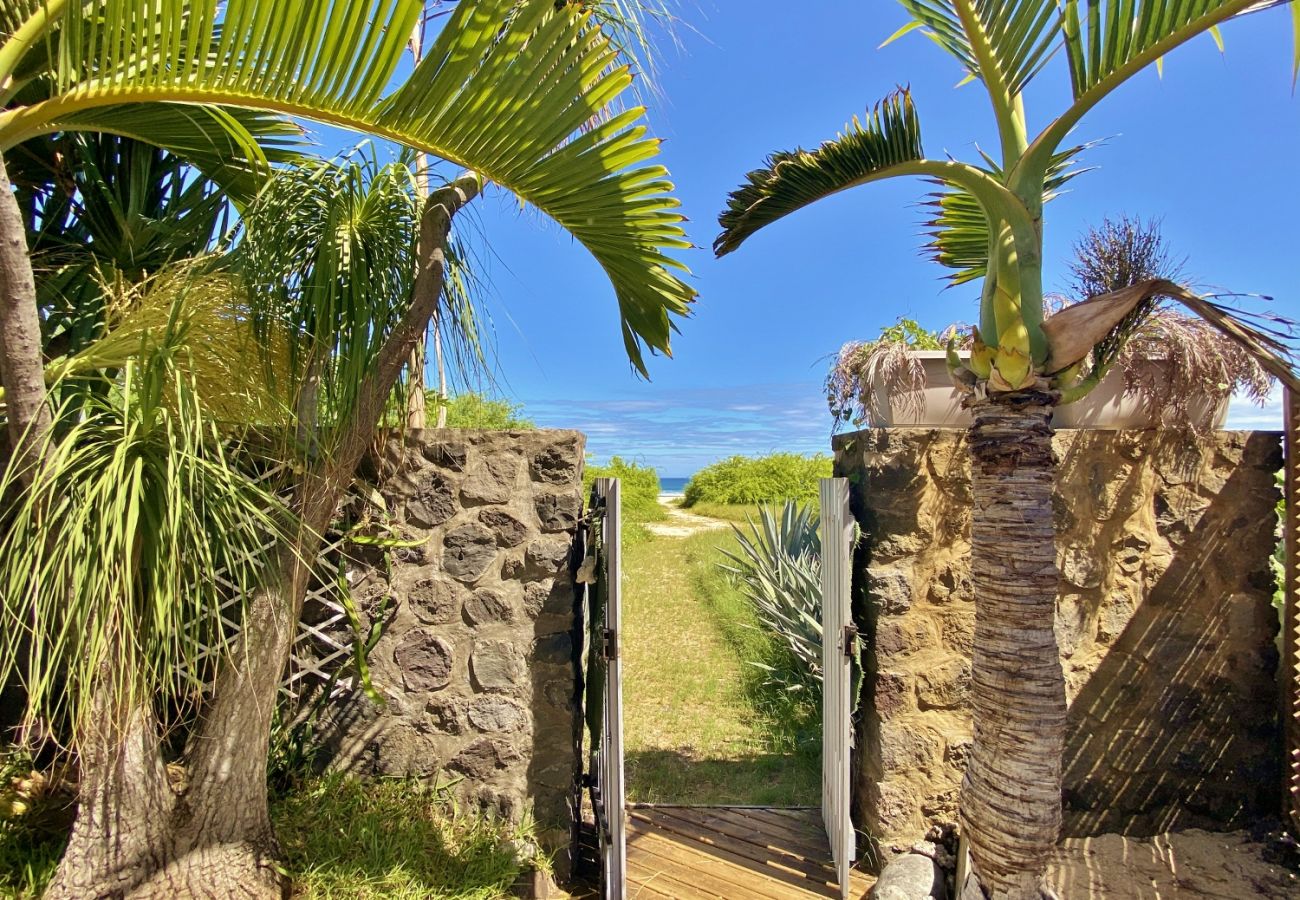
[535,491,582,532]
[471,640,525,693]
[443,523,498,583]
[464,587,518,626]
[461,452,520,505]
[405,576,464,625]
[479,508,531,548]
[395,631,454,692]
[467,696,529,733]
[406,471,458,528]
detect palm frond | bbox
[1,0,694,375]
[235,150,420,436]
[52,105,306,203]
[715,88,924,257]
[894,0,1062,96]
[1059,0,1280,101]
[922,142,1094,285]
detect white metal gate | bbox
[584,478,626,899]
[820,477,856,899]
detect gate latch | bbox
[842,624,859,658]
[602,627,618,660]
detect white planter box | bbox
[870,351,1229,429]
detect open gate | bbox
[820,477,857,899]
[582,478,626,898]
[1284,387,1299,832]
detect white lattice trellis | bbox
[198,460,372,704]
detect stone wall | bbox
[833,429,1282,853]
[308,429,586,861]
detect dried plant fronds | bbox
[1118,307,1274,430]
[825,318,969,428]
[30,259,294,427]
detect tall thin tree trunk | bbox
[434,321,447,428]
[111,173,482,899]
[960,393,1066,900]
[0,151,53,482]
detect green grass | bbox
[682,453,833,507]
[674,501,763,524]
[273,775,535,899]
[622,522,820,806]
[0,770,535,900]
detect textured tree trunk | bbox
[0,151,53,482]
[433,321,447,428]
[406,339,427,428]
[959,393,1066,900]
[43,700,175,900]
[46,173,483,900]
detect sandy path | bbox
[644,495,730,537]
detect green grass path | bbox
[621,524,819,806]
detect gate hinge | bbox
[602,627,618,660]
[842,624,859,657]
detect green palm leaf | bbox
[1060,0,1277,98]
[715,89,924,256]
[0,0,695,374]
[923,142,1095,285]
[893,0,1062,97]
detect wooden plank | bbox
[661,807,833,861]
[644,806,832,869]
[820,477,856,900]
[628,825,830,900]
[627,849,725,900]
[630,807,838,889]
[629,834,767,899]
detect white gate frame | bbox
[820,477,856,899]
[588,477,626,899]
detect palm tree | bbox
[0,2,693,896]
[714,2,1298,897]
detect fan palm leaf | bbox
[0,0,695,373]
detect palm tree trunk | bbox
[0,151,53,482]
[960,393,1066,900]
[97,172,483,899]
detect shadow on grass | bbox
[625,747,820,807]
[270,774,531,900]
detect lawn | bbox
[0,772,536,900]
[621,521,820,806]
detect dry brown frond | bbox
[1119,307,1273,430]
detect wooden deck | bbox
[626,806,875,899]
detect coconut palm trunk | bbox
[961,396,1065,898]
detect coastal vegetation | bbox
[682,452,832,507]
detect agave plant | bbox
[719,501,825,695]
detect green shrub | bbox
[437,392,534,430]
[583,457,665,534]
[683,453,832,507]
[718,501,823,697]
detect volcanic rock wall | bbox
[308,429,587,860]
[833,429,1282,853]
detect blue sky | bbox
[323,2,1300,477]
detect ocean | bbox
[659,476,689,494]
